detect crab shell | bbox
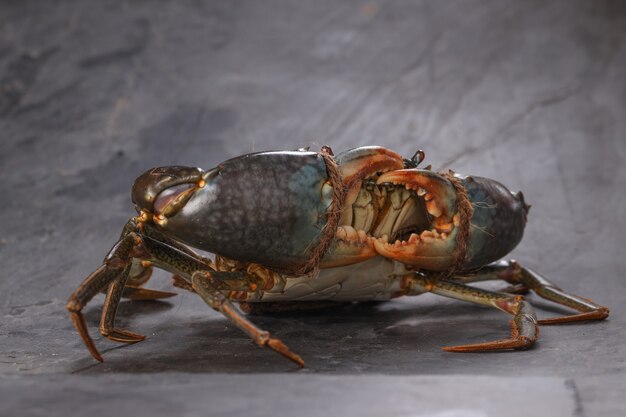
[131,147,529,274]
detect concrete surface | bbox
[1,374,580,417]
[1,1,625,416]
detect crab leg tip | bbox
[102,329,146,343]
[267,338,305,367]
[441,336,535,352]
[537,307,609,325]
[69,311,104,362]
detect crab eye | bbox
[153,183,196,216]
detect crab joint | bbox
[154,214,168,226]
[136,210,152,223]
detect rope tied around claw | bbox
[295,146,346,275]
[434,171,474,280]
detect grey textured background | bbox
[1,1,625,416]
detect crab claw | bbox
[377,169,457,232]
[335,146,404,207]
[373,229,458,271]
[336,146,404,185]
[131,166,206,221]
[320,226,378,268]
[372,169,460,271]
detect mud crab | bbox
[67,146,609,366]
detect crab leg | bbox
[453,260,609,324]
[191,271,304,367]
[140,235,302,366]
[100,271,147,343]
[70,220,303,365]
[144,238,303,366]
[120,224,212,300]
[403,273,538,351]
[66,234,136,362]
[99,227,196,343]
[121,284,178,300]
[120,259,178,300]
[111,259,178,300]
[67,221,211,362]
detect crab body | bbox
[147,147,528,275]
[68,146,609,366]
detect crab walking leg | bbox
[68,221,214,362]
[453,260,610,324]
[121,284,178,300]
[138,234,212,277]
[137,234,303,366]
[120,222,212,300]
[449,265,532,295]
[122,260,176,300]
[191,271,304,367]
[510,261,609,323]
[100,271,147,343]
[99,225,207,345]
[99,225,206,345]
[106,259,178,300]
[66,234,136,362]
[403,273,538,351]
